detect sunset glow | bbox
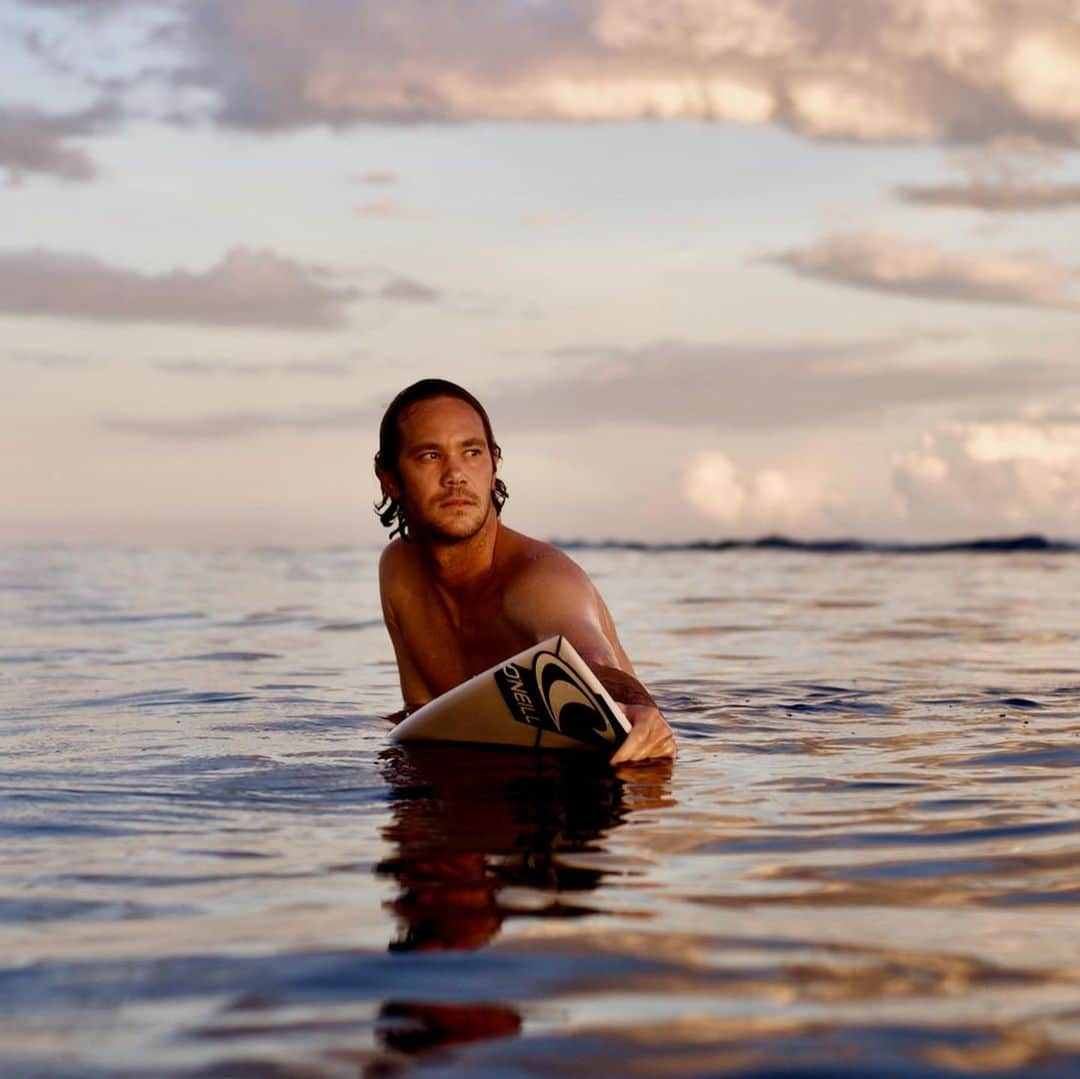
[4,0,1079,544]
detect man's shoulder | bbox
[498,531,608,645]
[500,532,594,602]
[378,538,421,590]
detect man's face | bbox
[387,396,497,543]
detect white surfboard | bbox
[391,635,631,753]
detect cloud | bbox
[7,348,92,369]
[897,181,1080,211]
[898,135,1080,211]
[19,0,143,8]
[521,211,590,227]
[154,360,223,376]
[0,246,360,328]
[1022,404,1080,426]
[102,406,372,439]
[154,358,355,377]
[486,337,1075,432]
[770,229,1080,310]
[46,0,1078,146]
[98,333,1080,442]
[683,451,830,533]
[893,416,1080,537]
[0,105,103,183]
[353,170,398,185]
[378,275,441,303]
[356,200,427,219]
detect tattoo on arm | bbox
[591,665,656,708]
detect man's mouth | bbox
[439,496,476,509]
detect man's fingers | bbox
[610,707,675,764]
[610,727,645,765]
[612,733,674,765]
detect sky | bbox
[2,0,1079,545]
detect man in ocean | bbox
[374,378,675,764]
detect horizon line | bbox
[2,532,1077,554]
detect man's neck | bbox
[419,513,501,598]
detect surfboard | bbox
[390,635,631,753]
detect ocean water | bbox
[1,543,1078,1079]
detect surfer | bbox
[374,378,676,764]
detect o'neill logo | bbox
[497,660,544,728]
[494,643,627,750]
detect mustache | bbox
[435,491,479,506]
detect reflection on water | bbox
[0,543,1078,1077]
[377,746,630,951]
[373,747,638,1062]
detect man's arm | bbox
[504,554,674,764]
[379,547,432,723]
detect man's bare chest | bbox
[396,590,532,696]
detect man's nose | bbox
[441,456,467,484]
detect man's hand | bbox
[589,663,675,764]
[610,704,675,765]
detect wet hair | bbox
[374,378,508,540]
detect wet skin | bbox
[376,395,675,764]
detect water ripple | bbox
[0,544,1077,1078]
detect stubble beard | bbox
[409,489,495,547]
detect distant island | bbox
[553,534,1079,554]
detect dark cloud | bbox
[0,246,361,328]
[17,2,1080,147]
[0,105,104,183]
[142,1,1080,145]
[768,229,1080,311]
[19,0,145,7]
[898,136,1080,212]
[483,338,1077,432]
[101,335,1079,440]
[102,406,372,439]
[897,182,1080,211]
[378,276,441,303]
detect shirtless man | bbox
[374,378,675,764]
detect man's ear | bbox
[374,453,401,501]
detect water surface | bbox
[1,544,1078,1077]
